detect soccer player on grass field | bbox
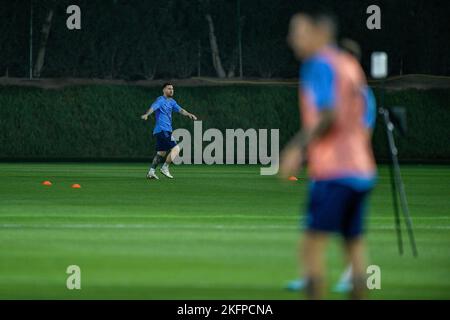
[281,10,377,299]
[141,83,197,179]
[286,37,375,294]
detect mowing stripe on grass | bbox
[1,223,449,231]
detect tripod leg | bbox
[383,109,418,257]
[383,109,403,255]
[392,160,419,257]
[388,161,403,255]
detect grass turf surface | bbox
[0,163,449,299]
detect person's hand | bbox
[141,114,149,121]
[189,113,198,121]
[279,145,303,179]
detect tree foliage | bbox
[0,0,448,79]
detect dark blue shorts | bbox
[155,131,177,152]
[305,180,371,239]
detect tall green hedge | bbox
[0,85,449,162]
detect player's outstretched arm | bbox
[141,107,155,121]
[180,108,198,121]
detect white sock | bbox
[162,163,169,169]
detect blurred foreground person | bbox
[282,10,377,299]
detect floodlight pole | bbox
[372,52,417,257]
[29,0,33,80]
[237,0,243,78]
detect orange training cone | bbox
[288,176,298,181]
[71,184,81,189]
[42,181,52,186]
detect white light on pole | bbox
[371,51,388,79]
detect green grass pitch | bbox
[0,163,449,299]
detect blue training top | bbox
[300,52,376,130]
[300,48,377,191]
[150,96,182,135]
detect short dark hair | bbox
[162,82,173,90]
[298,6,338,39]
